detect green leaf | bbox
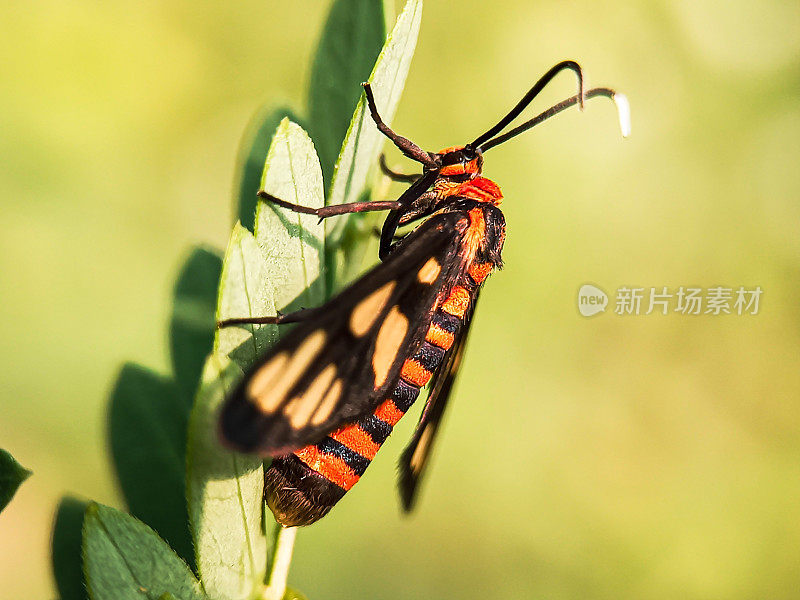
[171,245,223,403]
[216,119,326,370]
[234,106,304,231]
[215,223,277,370]
[186,354,267,600]
[334,188,382,285]
[325,0,423,290]
[108,364,195,570]
[255,119,326,307]
[52,496,90,600]
[82,503,205,600]
[308,0,386,190]
[0,448,31,513]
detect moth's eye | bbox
[461,147,477,161]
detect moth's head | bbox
[435,145,483,179]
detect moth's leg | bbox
[362,83,438,169]
[258,191,402,219]
[379,154,420,183]
[217,307,317,329]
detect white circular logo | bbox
[577,284,608,317]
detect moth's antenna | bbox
[468,60,585,150]
[477,87,630,152]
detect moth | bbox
[218,61,629,526]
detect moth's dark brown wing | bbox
[398,291,480,511]
[219,211,471,456]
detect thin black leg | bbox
[258,191,403,218]
[379,154,420,183]
[217,307,318,329]
[377,169,439,260]
[362,83,439,169]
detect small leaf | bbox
[0,448,31,513]
[52,496,90,600]
[171,246,224,403]
[216,119,326,371]
[308,0,386,190]
[234,106,305,231]
[325,0,423,290]
[82,503,205,600]
[186,354,267,600]
[215,223,278,370]
[108,364,194,570]
[255,118,326,309]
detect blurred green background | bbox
[2,1,799,598]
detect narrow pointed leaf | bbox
[52,497,90,600]
[308,0,385,189]
[0,448,31,513]
[108,364,194,570]
[325,0,423,289]
[186,354,267,600]
[171,246,223,403]
[82,503,205,600]
[235,106,304,231]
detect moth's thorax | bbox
[469,202,506,270]
[456,203,506,284]
[462,207,487,265]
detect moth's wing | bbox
[398,291,480,511]
[219,211,470,456]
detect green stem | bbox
[262,526,298,600]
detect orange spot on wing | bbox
[441,286,470,318]
[468,261,494,284]
[329,424,380,460]
[374,399,404,426]
[425,323,455,350]
[294,445,360,490]
[401,358,433,387]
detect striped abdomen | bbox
[264,269,488,527]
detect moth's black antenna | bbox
[478,87,630,152]
[469,60,585,150]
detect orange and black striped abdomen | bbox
[264,295,469,527]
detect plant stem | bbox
[262,526,298,600]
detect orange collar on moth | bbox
[436,145,483,177]
[434,176,503,204]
